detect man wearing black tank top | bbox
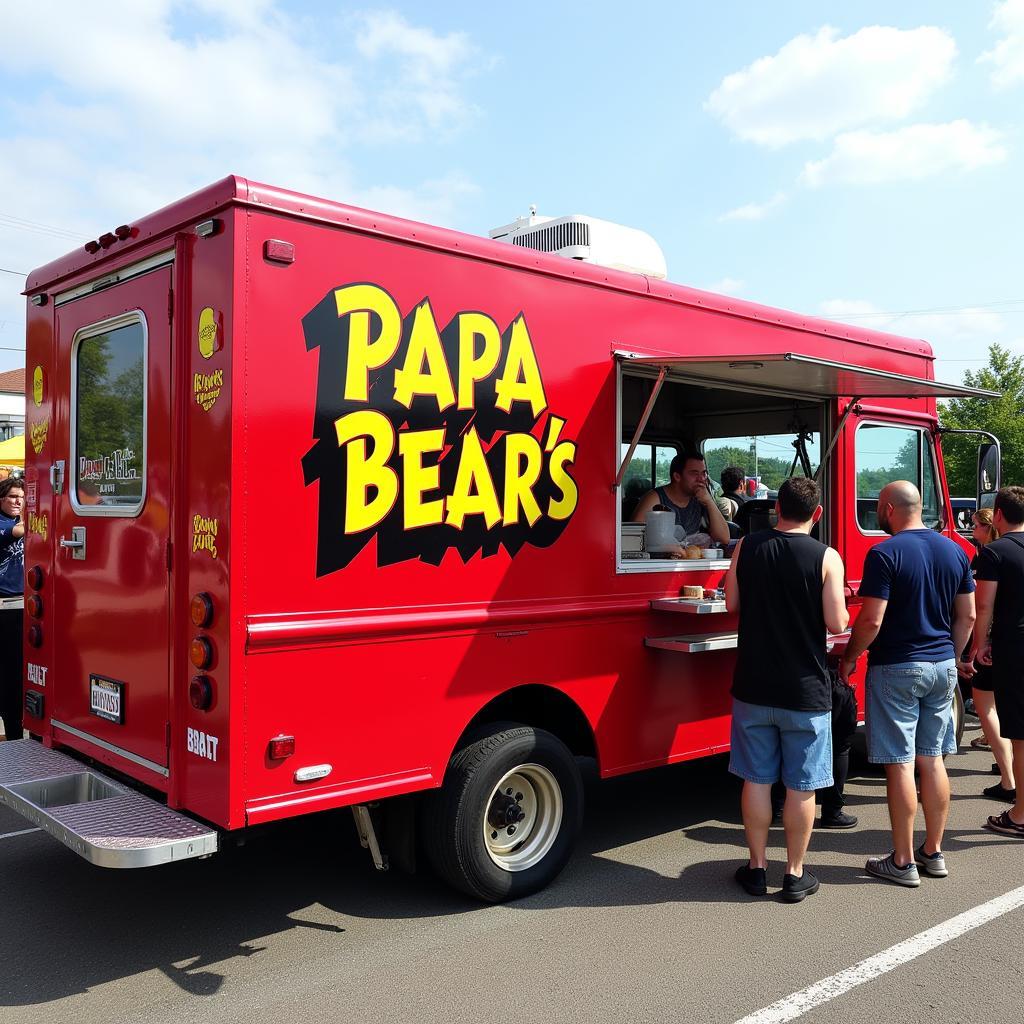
[725,477,849,902]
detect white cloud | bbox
[706,25,956,147]
[0,3,491,369]
[818,298,1012,377]
[981,0,1024,88]
[800,120,1006,186]
[819,299,883,320]
[703,278,745,296]
[719,192,786,222]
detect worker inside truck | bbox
[630,451,732,547]
[619,369,826,565]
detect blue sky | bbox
[1,1,1022,380]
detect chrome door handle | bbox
[60,526,86,559]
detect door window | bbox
[855,424,941,531]
[72,316,147,515]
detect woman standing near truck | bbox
[971,508,1015,801]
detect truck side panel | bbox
[233,209,939,820]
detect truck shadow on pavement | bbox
[0,752,1014,1005]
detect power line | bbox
[826,300,1024,320]
[0,267,27,277]
[0,211,84,241]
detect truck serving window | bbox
[855,423,940,532]
[72,316,146,515]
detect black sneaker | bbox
[983,783,1017,803]
[817,811,858,829]
[735,864,768,896]
[781,871,819,903]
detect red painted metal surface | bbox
[47,270,173,773]
[22,177,968,832]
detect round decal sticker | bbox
[198,307,218,359]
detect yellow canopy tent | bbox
[0,434,25,468]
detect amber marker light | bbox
[190,592,214,628]
[189,636,213,669]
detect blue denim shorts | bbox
[729,698,834,791]
[865,659,958,764]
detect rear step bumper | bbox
[0,739,218,868]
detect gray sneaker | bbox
[866,852,921,887]
[914,844,948,878]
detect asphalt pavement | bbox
[1,719,1022,1024]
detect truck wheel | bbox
[423,726,583,903]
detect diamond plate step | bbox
[0,739,218,868]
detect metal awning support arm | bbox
[935,427,1001,447]
[814,398,862,484]
[615,366,668,490]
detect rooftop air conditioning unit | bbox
[489,208,667,279]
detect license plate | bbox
[90,675,125,724]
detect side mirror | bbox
[978,442,1001,510]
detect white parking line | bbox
[734,883,1024,1024]
[0,828,42,841]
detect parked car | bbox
[950,497,977,534]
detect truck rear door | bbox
[50,266,172,776]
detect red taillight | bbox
[189,675,214,711]
[27,625,43,648]
[27,566,44,591]
[268,735,295,760]
[189,636,213,669]
[26,595,43,618]
[190,592,213,628]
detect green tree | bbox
[940,344,1024,497]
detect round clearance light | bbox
[26,595,43,619]
[27,625,43,648]
[190,592,214,628]
[189,636,213,670]
[27,566,45,591]
[189,675,214,711]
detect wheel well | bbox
[457,685,597,762]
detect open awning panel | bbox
[620,352,1000,401]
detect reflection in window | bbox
[620,442,678,520]
[75,322,145,511]
[703,432,820,497]
[855,425,940,531]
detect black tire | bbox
[422,725,583,903]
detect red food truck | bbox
[0,176,1000,902]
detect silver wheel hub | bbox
[483,763,563,872]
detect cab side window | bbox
[855,424,941,532]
